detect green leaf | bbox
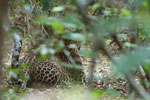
[91,3,100,10]
[139,33,146,40]
[35,15,50,25]
[105,39,112,44]
[143,62,150,72]
[124,42,137,48]
[53,40,65,51]
[50,19,65,34]
[115,47,150,74]
[9,71,18,79]
[35,16,65,34]
[79,50,92,58]
[62,33,86,42]
[52,6,65,12]
[121,9,131,16]
[103,10,111,16]
[68,44,77,48]
[91,89,106,100]
[142,1,148,8]
[36,17,65,34]
[63,15,83,28]
[21,63,29,70]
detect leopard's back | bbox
[19,54,85,86]
[18,55,62,86]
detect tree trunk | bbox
[0,0,8,99]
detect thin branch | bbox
[127,74,150,100]
[111,34,124,51]
[139,65,150,89]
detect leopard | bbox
[55,39,85,83]
[11,33,85,89]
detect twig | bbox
[127,74,150,100]
[111,34,124,51]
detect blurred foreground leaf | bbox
[91,89,106,100]
[115,47,150,74]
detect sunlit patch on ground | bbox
[17,85,127,100]
[18,85,86,100]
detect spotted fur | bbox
[11,34,85,88]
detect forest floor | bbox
[1,1,138,99]
[2,38,130,100]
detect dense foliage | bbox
[2,0,150,100]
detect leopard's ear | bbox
[11,33,22,68]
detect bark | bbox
[0,0,8,99]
